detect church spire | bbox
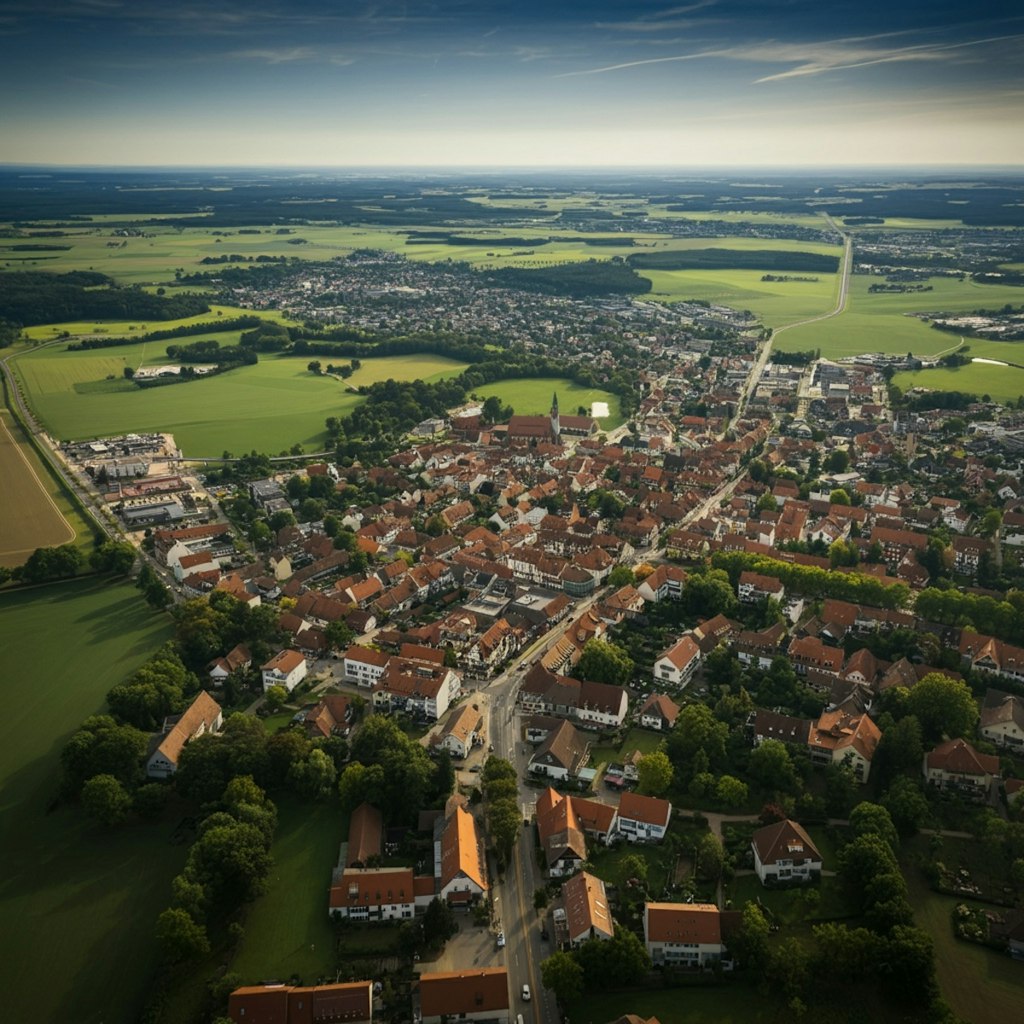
[550,391,560,441]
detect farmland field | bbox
[474,377,623,430]
[0,580,178,1024]
[12,348,468,456]
[0,408,76,565]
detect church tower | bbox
[550,391,560,442]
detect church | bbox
[506,393,598,446]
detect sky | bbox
[1,0,1022,168]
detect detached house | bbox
[528,719,590,782]
[146,691,223,778]
[639,693,680,732]
[653,635,702,688]
[751,819,822,886]
[559,870,614,947]
[737,570,785,606]
[329,866,415,922]
[261,649,307,693]
[208,643,252,686]
[438,702,485,759]
[980,690,1024,750]
[643,903,736,968]
[617,792,672,843]
[807,707,881,782]
[924,738,999,800]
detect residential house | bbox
[639,693,680,732]
[575,679,630,729]
[534,787,618,877]
[559,871,615,947]
[616,792,672,843]
[227,982,373,1024]
[751,819,822,886]
[807,707,881,782]
[342,645,391,687]
[653,635,702,688]
[328,867,415,922]
[952,536,991,577]
[418,969,509,1024]
[737,570,785,606]
[980,689,1024,750]
[643,903,735,967]
[438,702,485,760]
[261,649,308,693]
[924,738,999,799]
[208,643,252,686]
[960,632,1024,684]
[438,805,488,907]
[637,564,688,603]
[146,691,223,779]
[528,719,590,782]
[302,694,353,740]
[374,659,461,721]
[750,709,811,748]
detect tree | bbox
[307,360,322,374]
[716,775,749,808]
[873,714,924,787]
[748,739,799,793]
[288,748,337,799]
[636,749,673,796]
[61,715,149,797]
[325,619,355,652]
[850,801,899,853]
[156,907,210,962]
[882,778,930,837]
[881,925,936,1003]
[907,672,978,741]
[608,565,636,588]
[89,541,136,575]
[576,929,650,989]
[756,491,778,513]
[541,951,584,1005]
[825,449,850,474]
[695,831,725,881]
[731,901,770,971]
[576,639,634,687]
[422,897,458,948]
[263,684,288,712]
[81,773,132,826]
[337,761,387,812]
[829,488,851,506]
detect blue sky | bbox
[1,1,1021,167]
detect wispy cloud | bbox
[595,2,719,33]
[558,30,1024,82]
[226,46,320,64]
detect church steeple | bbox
[550,391,560,441]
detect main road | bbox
[732,219,853,424]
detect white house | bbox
[438,806,488,907]
[261,649,308,693]
[653,635,701,688]
[341,644,390,687]
[328,867,415,922]
[644,903,728,967]
[751,819,822,886]
[980,690,1024,751]
[146,691,223,778]
[418,969,509,1024]
[639,693,680,732]
[575,679,629,729]
[560,870,614,947]
[438,703,484,759]
[208,643,252,686]
[616,792,672,843]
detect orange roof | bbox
[751,819,821,867]
[619,791,672,828]
[263,648,305,673]
[441,806,487,891]
[927,738,999,776]
[645,902,721,944]
[562,870,614,942]
[152,690,221,769]
[346,803,383,867]
[329,867,414,910]
[227,981,372,1024]
[418,969,509,1017]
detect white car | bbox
[496,931,506,948]
[521,984,531,1002]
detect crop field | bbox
[12,348,468,456]
[0,410,75,565]
[775,274,1024,359]
[474,377,623,429]
[0,580,177,1024]
[892,361,1024,403]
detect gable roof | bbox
[751,818,821,867]
[926,738,999,776]
[440,805,487,892]
[151,690,221,769]
[346,803,383,867]
[418,969,509,1017]
[329,867,414,910]
[618,791,672,828]
[227,981,373,1024]
[645,902,722,944]
[562,870,614,941]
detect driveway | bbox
[415,916,501,974]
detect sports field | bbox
[12,348,468,456]
[475,377,623,430]
[0,580,178,1024]
[0,409,76,565]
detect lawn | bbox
[13,347,468,456]
[0,579,180,1024]
[567,980,785,1024]
[474,377,623,430]
[230,797,345,985]
[903,855,1024,1024]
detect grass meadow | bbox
[12,347,468,456]
[474,377,622,430]
[0,579,178,1024]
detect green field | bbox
[567,982,784,1023]
[12,347,468,456]
[474,377,623,430]
[229,797,343,983]
[904,856,1024,1024]
[0,579,179,1024]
